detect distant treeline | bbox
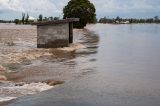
[99,16,160,24]
[1,14,160,25]
[0,13,60,24]
[36,14,59,22]
[0,20,13,23]
[14,13,60,25]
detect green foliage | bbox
[37,15,60,21]
[99,17,114,23]
[0,20,13,23]
[38,14,43,21]
[49,16,53,20]
[43,17,48,21]
[22,13,25,24]
[25,13,29,24]
[116,16,120,21]
[0,13,61,24]
[99,16,160,24]
[154,16,159,23]
[14,19,20,24]
[63,0,96,28]
[54,17,59,20]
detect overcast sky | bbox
[0,0,160,20]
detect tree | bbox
[38,14,43,21]
[43,17,48,21]
[25,13,29,24]
[49,16,53,21]
[54,17,59,20]
[154,16,159,23]
[63,0,96,28]
[22,13,25,24]
[146,18,154,23]
[14,19,19,24]
[116,16,122,22]
[129,18,133,23]
[99,17,107,23]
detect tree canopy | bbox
[38,14,43,21]
[63,0,96,28]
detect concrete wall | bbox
[37,23,69,48]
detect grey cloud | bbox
[0,0,160,20]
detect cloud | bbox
[0,0,64,19]
[0,0,160,20]
[91,0,160,18]
[0,0,25,12]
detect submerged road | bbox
[8,24,160,106]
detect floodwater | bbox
[2,24,160,106]
[0,24,97,103]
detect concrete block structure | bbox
[33,18,79,48]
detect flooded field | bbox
[1,24,160,106]
[0,24,90,103]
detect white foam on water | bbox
[58,43,86,51]
[0,97,17,102]
[0,82,54,102]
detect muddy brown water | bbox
[0,24,98,103]
[1,24,160,106]
[1,26,97,83]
